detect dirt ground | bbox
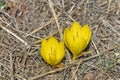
[0,0,120,80]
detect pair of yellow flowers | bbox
[40,22,92,66]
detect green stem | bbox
[72,54,77,60]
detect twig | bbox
[33,30,58,44]
[102,20,120,36]
[65,48,72,64]
[10,53,14,80]
[48,0,63,40]
[78,50,93,58]
[71,60,82,80]
[25,19,53,37]
[29,53,101,80]
[71,45,118,79]
[15,74,26,80]
[28,45,119,80]
[92,40,100,55]
[107,0,111,14]
[65,13,75,22]
[0,25,29,46]
[29,65,70,80]
[25,13,61,37]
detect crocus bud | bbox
[64,22,92,60]
[40,36,65,66]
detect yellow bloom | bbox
[40,36,65,66]
[64,22,92,60]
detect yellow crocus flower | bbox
[40,36,65,66]
[64,22,92,60]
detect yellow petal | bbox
[47,36,58,65]
[72,37,86,54]
[70,36,86,60]
[49,48,56,66]
[64,28,68,47]
[41,39,51,64]
[71,22,81,31]
[48,36,58,48]
[40,36,65,66]
[80,24,92,47]
[64,28,72,49]
[56,42,65,64]
[63,22,92,60]
[71,22,81,36]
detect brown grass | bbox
[0,0,120,80]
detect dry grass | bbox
[0,0,120,80]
